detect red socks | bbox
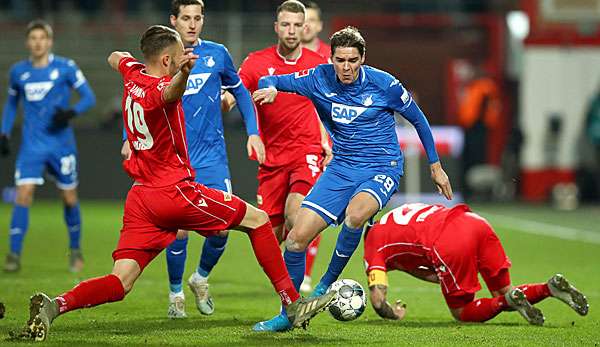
[248,222,300,305]
[516,283,551,305]
[305,234,322,277]
[459,296,508,322]
[55,274,125,315]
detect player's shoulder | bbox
[301,47,328,64]
[9,60,30,75]
[363,65,399,89]
[313,63,334,78]
[201,40,228,53]
[52,54,79,69]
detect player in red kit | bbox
[364,203,589,325]
[14,25,334,342]
[234,0,331,294]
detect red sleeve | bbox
[238,55,257,93]
[118,56,143,78]
[364,227,387,273]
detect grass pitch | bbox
[0,200,599,346]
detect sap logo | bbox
[184,73,211,96]
[24,81,54,101]
[331,102,367,124]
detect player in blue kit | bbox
[0,20,96,273]
[251,26,453,331]
[163,0,264,318]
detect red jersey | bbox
[313,38,331,60]
[364,203,470,273]
[238,46,327,167]
[118,57,194,187]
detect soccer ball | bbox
[327,279,367,321]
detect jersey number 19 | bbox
[125,95,154,151]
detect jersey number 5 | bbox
[125,95,154,150]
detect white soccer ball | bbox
[327,279,367,321]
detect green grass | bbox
[1,200,599,346]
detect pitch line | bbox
[479,212,600,245]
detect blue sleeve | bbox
[66,61,96,115]
[221,49,258,136]
[1,68,20,135]
[399,102,439,164]
[257,68,316,97]
[122,126,127,142]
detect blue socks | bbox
[64,204,81,250]
[320,223,363,287]
[9,204,29,255]
[283,249,306,291]
[197,234,228,277]
[166,237,188,293]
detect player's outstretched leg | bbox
[16,293,59,342]
[505,288,545,325]
[188,233,229,315]
[547,274,589,316]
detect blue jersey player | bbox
[0,20,96,273]
[163,0,264,318]
[251,26,453,331]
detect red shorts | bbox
[431,212,512,308]
[257,153,322,227]
[112,180,246,270]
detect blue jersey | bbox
[258,64,439,172]
[1,54,95,153]
[183,40,257,170]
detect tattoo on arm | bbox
[372,285,399,320]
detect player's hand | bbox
[322,141,333,167]
[392,299,407,320]
[51,109,76,129]
[0,134,10,157]
[252,87,277,105]
[430,161,453,200]
[121,140,132,160]
[247,134,265,164]
[177,48,199,75]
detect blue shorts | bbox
[301,161,402,225]
[15,148,78,189]
[193,163,232,193]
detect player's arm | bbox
[319,119,333,166]
[405,267,440,283]
[107,51,133,72]
[0,68,20,156]
[221,91,236,113]
[367,270,407,320]
[162,48,198,104]
[253,69,315,105]
[387,81,453,200]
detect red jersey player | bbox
[14,25,334,342]
[364,203,589,325]
[235,0,330,292]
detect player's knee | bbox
[285,233,309,252]
[15,186,35,206]
[344,212,367,229]
[61,189,78,207]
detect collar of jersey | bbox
[28,53,54,68]
[275,46,303,65]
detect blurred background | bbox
[1,0,600,210]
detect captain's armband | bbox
[368,269,388,287]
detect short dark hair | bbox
[276,0,305,18]
[171,0,204,17]
[330,26,366,57]
[140,25,181,60]
[26,19,53,38]
[303,1,322,19]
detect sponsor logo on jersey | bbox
[267,67,276,75]
[24,81,54,101]
[49,69,59,80]
[363,94,373,106]
[331,102,367,124]
[184,73,212,96]
[294,68,314,79]
[202,56,215,68]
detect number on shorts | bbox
[125,95,154,150]
[60,154,76,175]
[306,154,320,178]
[373,174,395,196]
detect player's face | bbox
[332,47,364,84]
[170,5,204,46]
[275,11,305,52]
[26,29,52,60]
[302,8,322,43]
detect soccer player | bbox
[163,0,264,319]
[235,0,331,294]
[301,1,331,59]
[252,26,453,331]
[15,25,333,342]
[364,203,589,324]
[0,20,96,273]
